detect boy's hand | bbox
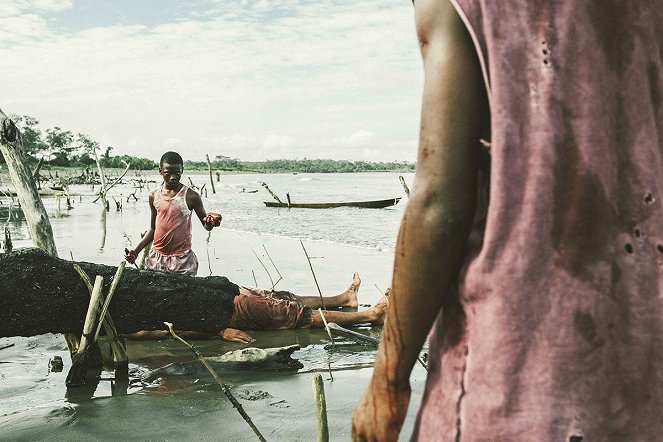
[220,328,255,343]
[203,212,223,227]
[124,248,138,264]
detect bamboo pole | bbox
[73,264,128,369]
[206,154,216,194]
[92,261,125,341]
[312,373,329,442]
[78,276,105,353]
[164,322,267,442]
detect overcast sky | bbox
[0,0,423,163]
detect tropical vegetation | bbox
[2,115,415,173]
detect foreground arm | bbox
[352,1,488,440]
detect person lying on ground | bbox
[124,272,389,343]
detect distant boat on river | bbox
[263,197,401,209]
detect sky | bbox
[0,0,423,163]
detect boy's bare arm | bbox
[187,188,215,231]
[352,0,488,440]
[126,191,157,262]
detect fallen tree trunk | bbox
[0,248,238,337]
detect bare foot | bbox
[343,272,361,308]
[370,295,389,324]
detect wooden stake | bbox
[312,373,329,442]
[91,145,108,207]
[206,154,216,194]
[261,182,283,204]
[398,175,410,198]
[164,322,267,442]
[73,264,128,370]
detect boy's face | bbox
[159,162,183,189]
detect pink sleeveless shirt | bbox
[152,184,193,257]
[413,1,663,440]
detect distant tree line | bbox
[186,155,416,173]
[1,115,157,170]
[1,115,415,173]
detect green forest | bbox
[3,115,416,173]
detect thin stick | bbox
[262,245,283,289]
[252,270,258,287]
[0,343,15,351]
[312,373,329,442]
[249,245,274,288]
[92,160,131,203]
[327,322,428,371]
[300,240,325,310]
[318,308,336,349]
[164,322,267,442]
[206,248,212,276]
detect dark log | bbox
[0,248,239,337]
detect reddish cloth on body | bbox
[229,287,313,330]
[146,184,198,275]
[412,2,663,441]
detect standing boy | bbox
[125,151,220,276]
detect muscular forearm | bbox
[374,185,475,385]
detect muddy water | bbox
[0,172,428,441]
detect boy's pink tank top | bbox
[152,184,193,257]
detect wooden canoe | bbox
[263,197,401,209]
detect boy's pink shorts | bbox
[145,249,199,276]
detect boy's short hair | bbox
[160,151,183,168]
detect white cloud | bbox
[0,0,422,163]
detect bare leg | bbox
[295,272,361,309]
[311,293,388,328]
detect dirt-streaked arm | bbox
[352,0,488,440]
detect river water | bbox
[0,171,428,441]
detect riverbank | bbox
[0,229,428,441]
[0,172,425,441]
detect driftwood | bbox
[0,248,238,337]
[0,109,57,256]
